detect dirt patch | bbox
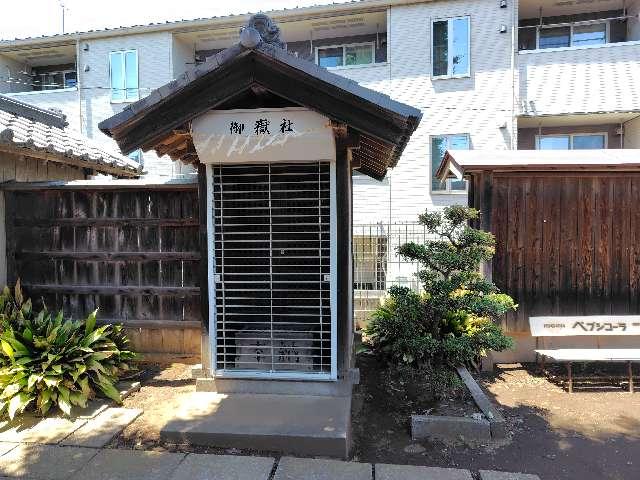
[109,363,279,456]
[354,361,640,479]
[111,363,195,450]
[351,355,479,462]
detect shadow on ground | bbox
[352,361,640,480]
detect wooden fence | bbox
[488,173,640,332]
[3,180,202,362]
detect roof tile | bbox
[0,95,142,177]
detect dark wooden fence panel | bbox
[5,183,201,360]
[486,173,640,333]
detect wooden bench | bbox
[530,316,640,393]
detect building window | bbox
[127,149,143,165]
[32,69,76,91]
[110,50,138,102]
[535,133,607,150]
[537,21,607,49]
[431,134,470,192]
[432,16,470,78]
[315,43,375,68]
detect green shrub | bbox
[0,282,136,419]
[365,286,439,365]
[365,205,515,368]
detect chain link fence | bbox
[353,222,431,329]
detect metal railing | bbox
[353,222,432,328]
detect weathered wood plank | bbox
[14,251,200,261]
[22,284,199,296]
[6,185,201,357]
[14,218,198,227]
[490,173,640,332]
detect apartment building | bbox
[0,0,639,296]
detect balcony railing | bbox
[517,40,640,117]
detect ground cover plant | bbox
[364,205,515,390]
[0,282,136,419]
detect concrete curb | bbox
[117,380,141,400]
[411,415,491,444]
[455,366,507,440]
[411,366,507,444]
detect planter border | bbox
[411,366,507,444]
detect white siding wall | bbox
[170,36,198,176]
[171,36,195,78]
[624,116,640,148]
[628,2,640,41]
[333,63,393,224]
[518,42,640,116]
[78,32,177,176]
[375,0,514,223]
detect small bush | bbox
[365,286,440,365]
[365,206,515,368]
[0,282,136,419]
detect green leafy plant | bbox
[365,205,516,367]
[0,282,136,419]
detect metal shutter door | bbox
[212,161,334,378]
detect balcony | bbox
[183,9,388,91]
[0,42,81,130]
[517,0,640,117]
[518,40,640,116]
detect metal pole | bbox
[59,1,65,34]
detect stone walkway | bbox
[0,443,541,480]
[0,383,540,480]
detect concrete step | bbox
[160,392,351,458]
[196,376,356,396]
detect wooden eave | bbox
[99,43,421,181]
[437,150,640,182]
[0,143,140,178]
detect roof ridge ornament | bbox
[239,14,287,50]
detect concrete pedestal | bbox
[160,392,351,458]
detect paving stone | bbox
[403,443,426,454]
[168,454,274,480]
[70,448,185,480]
[0,444,16,457]
[274,457,371,480]
[61,408,143,448]
[0,444,97,479]
[376,464,473,480]
[0,416,87,444]
[70,399,111,420]
[479,470,541,480]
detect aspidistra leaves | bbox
[0,285,136,419]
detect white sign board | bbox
[191,107,335,164]
[530,316,640,336]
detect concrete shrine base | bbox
[160,392,351,458]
